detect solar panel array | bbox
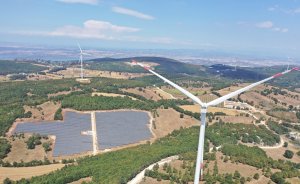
[14,111,152,156]
[96,111,151,150]
[14,112,92,156]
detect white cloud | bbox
[256,21,274,28]
[112,6,154,20]
[255,21,288,33]
[18,20,140,40]
[56,0,98,5]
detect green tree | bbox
[253,173,259,180]
[283,150,294,159]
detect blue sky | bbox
[1,0,300,58]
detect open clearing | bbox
[263,137,300,163]
[153,108,198,138]
[92,92,137,100]
[4,134,53,163]
[0,164,64,181]
[23,101,61,121]
[57,68,149,79]
[180,105,239,116]
[123,87,162,101]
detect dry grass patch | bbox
[153,108,198,138]
[153,88,175,100]
[4,134,54,163]
[22,101,60,121]
[241,91,277,110]
[263,137,300,163]
[123,87,162,101]
[57,68,149,79]
[0,164,64,181]
[220,116,255,124]
[180,105,239,116]
[217,83,250,96]
[68,177,92,184]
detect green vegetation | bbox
[0,60,47,75]
[0,138,11,159]
[0,78,77,136]
[54,108,63,120]
[296,111,300,120]
[16,127,200,183]
[42,142,52,152]
[62,95,154,111]
[87,61,145,73]
[267,120,290,135]
[283,150,294,159]
[206,122,280,146]
[0,158,51,167]
[222,144,269,168]
[26,134,42,149]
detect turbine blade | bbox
[134,60,204,106]
[207,67,299,106]
[77,42,83,53]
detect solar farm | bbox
[14,111,152,157]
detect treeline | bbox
[0,138,11,159]
[0,158,51,167]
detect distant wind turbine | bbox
[77,43,88,79]
[132,60,299,184]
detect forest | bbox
[0,60,47,75]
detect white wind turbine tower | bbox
[132,60,299,184]
[77,43,84,79]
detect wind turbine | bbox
[132,60,299,184]
[77,43,84,79]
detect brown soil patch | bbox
[68,177,92,184]
[180,105,239,116]
[4,134,54,163]
[153,108,198,138]
[269,93,300,107]
[268,111,298,123]
[48,90,73,98]
[207,152,262,177]
[123,87,162,101]
[263,137,300,163]
[153,88,175,100]
[220,116,255,124]
[0,75,9,82]
[0,164,64,181]
[286,177,300,184]
[57,68,149,79]
[141,177,170,184]
[217,83,250,96]
[23,101,60,121]
[240,91,277,110]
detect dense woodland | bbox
[0,60,47,75]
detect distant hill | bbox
[0,60,48,75]
[88,57,206,76]
[207,64,267,81]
